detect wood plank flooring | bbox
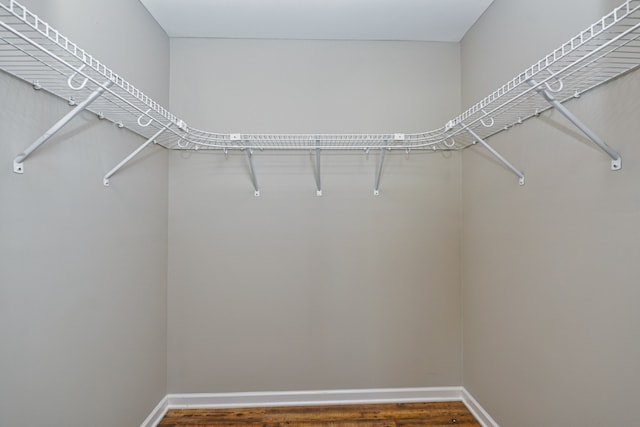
[158,401,481,426]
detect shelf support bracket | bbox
[103,125,169,186]
[13,80,114,174]
[374,147,387,196]
[462,124,525,185]
[314,147,322,196]
[528,79,621,170]
[246,147,260,197]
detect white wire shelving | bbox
[1,0,640,190]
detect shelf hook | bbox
[544,69,564,93]
[67,64,89,91]
[137,109,153,127]
[544,78,564,93]
[444,137,456,148]
[177,135,189,149]
[480,110,494,128]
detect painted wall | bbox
[7,1,637,424]
[167,39,463,392]
[0,1,169,426]
[461,0,640,425]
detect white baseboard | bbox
[139,395,169,427]
[142,387,498,427]
[461,388,500,427]
[167,386,463,409]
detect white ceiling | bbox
[139,0,494,42]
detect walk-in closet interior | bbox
[1,0,639,426]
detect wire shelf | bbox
[1,0,640,152]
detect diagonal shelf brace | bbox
[462,124,525,186]
[246,146,260,197]
[314,147,322,196]
[374,147,387,196]
[528,79,621,170]
[13,80,114,174]
[103,125,169,186]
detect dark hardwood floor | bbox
[157,401,481,426]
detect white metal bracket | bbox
[245,145,260,197]
[462,124,525,186]
[13,80,113,174]
[234,133,262,195]
[528,79,621,170]
[374,147,387,196]
[314,147,322,196]
[103,125,169,186]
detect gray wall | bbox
[461,0,640,425]
[0,1,170,426]
[5,0,638,424]
[167,39,463,392]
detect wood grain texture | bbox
[158,402,481,426]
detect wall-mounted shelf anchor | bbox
[462,123,525,185]
[13,80,113,174]
[528,79,621,170]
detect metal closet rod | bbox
[2,0,638,188]
[166,131,454,151]
[0,1,184,130]
[166,0,640,152]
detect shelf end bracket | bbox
[528,79,621,171]
[463,124,525,186]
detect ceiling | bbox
[139,0,494,42]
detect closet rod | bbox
[2,0,640,188]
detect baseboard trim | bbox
[461,388,500,427]
[142,387,498,427]
[139,395,169,427]
[167,386,463,409]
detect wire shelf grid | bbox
[1,0,640,152]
